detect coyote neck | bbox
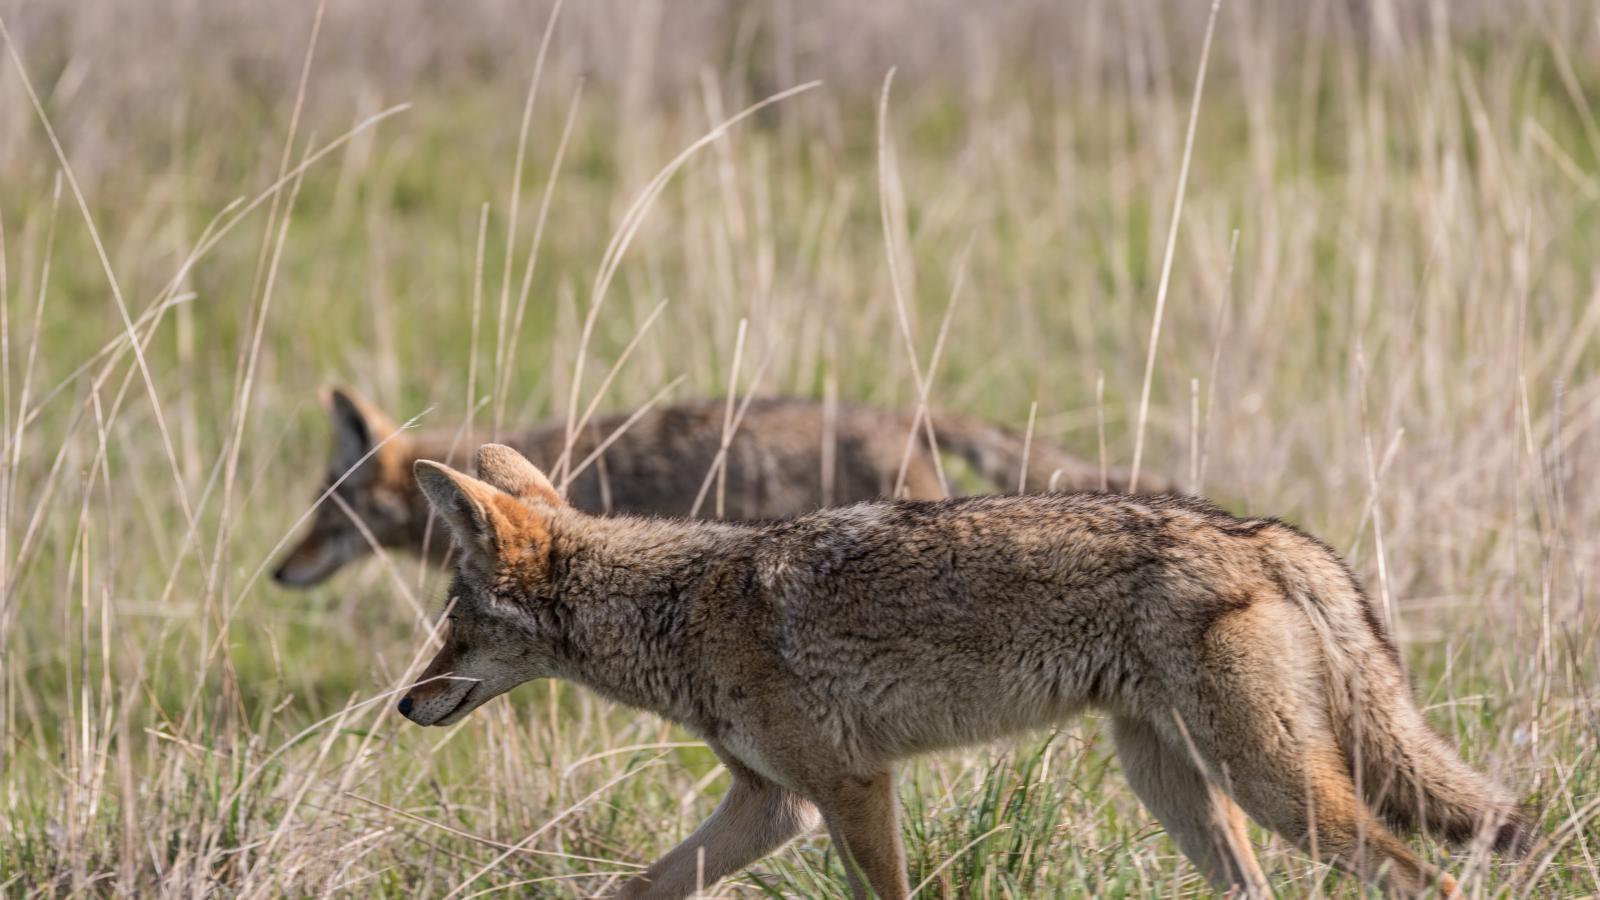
[545,514,753,725]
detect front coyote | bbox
[398,444,1526,899]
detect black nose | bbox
[271,565,288,584]
[397,697,414,717]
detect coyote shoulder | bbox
[398,444,1527,900]
[274,387,1168,586]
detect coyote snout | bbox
[398,611,550,726]
[272,524,352,587]
[396,675,481,726]
[396,639,480,726]
[398,443,1528,900]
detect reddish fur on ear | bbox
[415,461,505,558]
[488,492,553,577]
[415,460,553,575]
[476,443,565,508]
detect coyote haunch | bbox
[398,444,1526,899]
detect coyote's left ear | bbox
[322,385,402,481]
[414,460,522,559]
[475,444,565,508]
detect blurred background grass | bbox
[0,0,1595,895]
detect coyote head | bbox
[273,387,419,587]
[398,444,568,726]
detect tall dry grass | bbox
[0,0,1595,895]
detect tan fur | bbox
[274,388,1169,587]
[397,445,1527,899]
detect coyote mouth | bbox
[433,680,482,726]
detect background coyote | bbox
[399,445,1527,899]
[274,387,1170,586]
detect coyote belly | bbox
[396,444,1528,900]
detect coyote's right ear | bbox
[323,386,399,478]
[476,444,565,508]
[414,460,518,559]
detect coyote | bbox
[397,444,1527,899]
[273,388,1167,587]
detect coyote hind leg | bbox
[1182,604,1459,898]
[1112,714,1271,897]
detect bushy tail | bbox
[925,413,1177,495]
[1273,536,1531,854]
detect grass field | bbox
[0,0,1597,895]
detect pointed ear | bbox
[414,460,510,558]
[323,386,400,478]
[475,444,565,507]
